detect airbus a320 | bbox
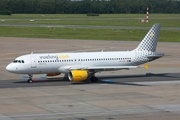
[6,24,164,83]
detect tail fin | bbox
[135,24,161,52]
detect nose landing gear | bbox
[27,74,33,83]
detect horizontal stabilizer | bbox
[147,52,164,59]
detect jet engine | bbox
[68,70,88,82]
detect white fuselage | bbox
[6,50,138,74]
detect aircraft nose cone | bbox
[6,64,16,73]
[6,64,12,72]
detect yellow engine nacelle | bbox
[47,73,61,77]
[68,70,88,82]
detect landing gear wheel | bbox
[90,77,98,83]
[27,74,33,83]
[27,79,33,83]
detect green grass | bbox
[0,26,179,42]
[0,14,180,42]
[0,14,180,27]
[1,14,180,19]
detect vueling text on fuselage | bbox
[39,55,70,59]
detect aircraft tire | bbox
[28,79,33,83]
[90,77,98,82]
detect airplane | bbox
[6,23,164,83]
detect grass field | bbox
[0,14,180,42]
[1,14,180,19]
[1,19,180,27]
[1,14,180,27]
[0,26,179,42]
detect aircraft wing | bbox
[69,66,137,71]
[58,65,137,73]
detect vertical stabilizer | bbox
[135,24,161,52]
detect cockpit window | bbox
[13,60,18,63]
[13,60,25,63]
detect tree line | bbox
[0,0,179,14]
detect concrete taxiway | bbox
[0,73,180,89]
[0,37,180,120]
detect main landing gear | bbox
[90,76,98,83]
[27,74,33,83]
[89,71,99,83]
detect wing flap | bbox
[70,66,137,70]
[59,65,137,73]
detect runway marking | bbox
[0,111,104,118]
[131,80,180,85]
[0,114,13,120]
[0,108,160,118]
